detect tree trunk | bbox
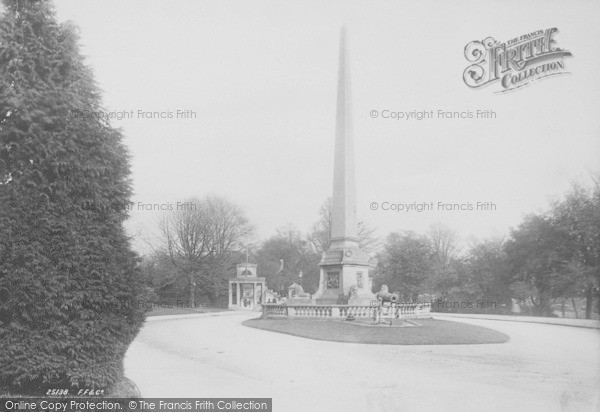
[561,298,565,318]
[585,285,593,319]
[572,297,579,319]
[537,292,553,317]
[188,274,196,307]
[208,292,218,308]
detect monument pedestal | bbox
[287,297,314,305]
[348,295,376,306]
[314,297,344,305]
[312,244,375,306]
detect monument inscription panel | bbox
[327,272,340,289]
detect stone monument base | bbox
[313,295,348,305]
[348,295,376,306]
[287,297,314,305]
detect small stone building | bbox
[228,264,266,311]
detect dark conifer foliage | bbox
[0,0,145,394]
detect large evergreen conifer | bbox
[0,0,144,394]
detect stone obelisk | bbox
[312,28,374,305]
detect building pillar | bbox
[228,282,233,308]
[236,283,241,306]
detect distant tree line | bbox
[142,179,599,319]
[375,179,599,319]
[141,197,378,305]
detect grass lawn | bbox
[243,318,509,345]
[146,306,226,317]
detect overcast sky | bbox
[53,0,600,255]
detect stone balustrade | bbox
[261,302,431,319]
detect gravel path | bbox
[124,312,600,412]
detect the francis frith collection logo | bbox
[463,28,572,92]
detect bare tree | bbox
[308,197,379,255]
[206,196,254,255]
[426,224,460,298]
[428,223,459,270]
[159,195,253,304]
